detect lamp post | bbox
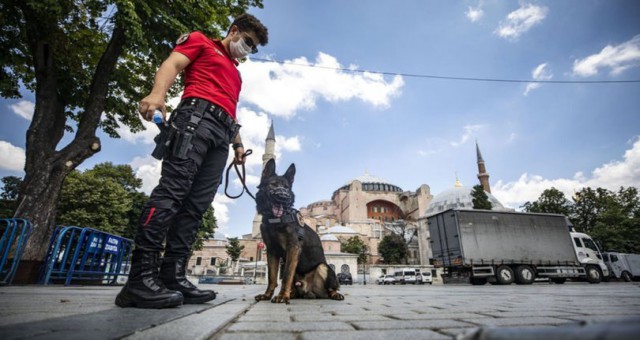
[361,247,368,285]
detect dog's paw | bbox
[329,291,344,301]
[271,295,290,304]
[254,294,272,302]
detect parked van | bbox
[603,252,640,282]
[416,270,433,284]
[394,268,417,284]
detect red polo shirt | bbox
[173,31,241,119]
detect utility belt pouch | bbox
[171,108,204,159]
[151,123,176,160]
[171,128,193,159]
[151,127,167,160]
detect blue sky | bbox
[1,0,639,238]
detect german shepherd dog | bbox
[254,159,344,304]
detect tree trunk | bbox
[13,16,126,282]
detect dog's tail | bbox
[324,263,340,290]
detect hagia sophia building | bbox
[188,122,511,280]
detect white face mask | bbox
[229,32,253,59]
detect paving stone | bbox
[352,319,474,330]
[216,332,297,340]
[300,329,451,340]
[461,316,573,327]
[228,321,355,332]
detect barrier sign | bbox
[104,236,120,255]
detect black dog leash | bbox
[224,149,256,200]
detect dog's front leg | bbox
[255,252,280,302]
[272,244,300,304]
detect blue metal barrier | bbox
[39,226,133,285]
[0,218,33,285]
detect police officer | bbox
[116,13,268,309]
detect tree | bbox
[585,187,640,253]
[1,0,263,279]
[471,184,492,210]
[1,176,22,217]
[193,206,217,251]
[225,237,244,273]
[521,187,573,216]
[340,236,368,264]
[56,165,135,236]
[378,234,407,264]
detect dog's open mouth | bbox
[272,203,284,217]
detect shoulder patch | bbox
[176,33,190,45]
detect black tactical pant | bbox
[134,100,233,258]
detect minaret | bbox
[262,121,276,167]
[476,141,491,193]
[253,121,276,238]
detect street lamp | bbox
[360,247,369,285]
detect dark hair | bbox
[229,13,269,45]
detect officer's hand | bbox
[138,94,166,121]
[234,147,246,165]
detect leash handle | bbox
[224,149,256,200]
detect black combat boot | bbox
[159,256,216,304]
[115,250,184,308]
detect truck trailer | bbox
[428,209,606,285]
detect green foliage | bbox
[471,185,492,210]
[192,206,217,251]
[340,236,368,264]
[378,234,407,264]
[0,176,22,217]
[573,187,640,253]
[1,0,264,136]
[225,237,244,262]
[56,166,134,235]
[521,187,572,216]
[1,176,22,200]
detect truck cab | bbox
[570,231,609,282]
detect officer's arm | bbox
[140,52,191,119]
[150,52,191,101]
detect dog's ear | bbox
[261,159,276,182]
[284,163,296,186]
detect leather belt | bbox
[178,97,237,132]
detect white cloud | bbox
[495,4,548,40]
[493,137,640,209]
[10,100,35,121]
[0,141,25,172]
[212,195,233,234]
[451,124,484,147]
[466,6,484,22]
[239,53,404,118]
[130,155,162,194]
[117,117,161,145]
[524,63,553,95]
[572,35,640,77]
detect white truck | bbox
[603,252,640,282]
[428,209,608,285]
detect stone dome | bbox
[320,234,339,241]
[337,171,403,193]
[425,184,506,216]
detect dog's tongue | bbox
[272,204,284,217]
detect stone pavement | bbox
[1,281,639,339]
